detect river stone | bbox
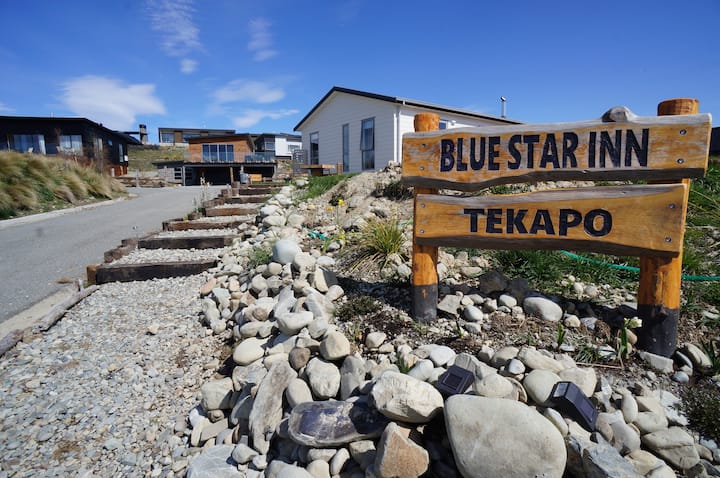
[201,377,235,411]
[637,351,674,374]
[445,395,566,477]
[476,270,508,294]
[273,239,302,265]
[370,372,444,423]
[565,434,643,478]
[287,398,391,447]
[186,445,241,478]
[374,422,429,478]
[473,371,514,398]
[319,331,351,361]
[289,347,311,371]
[305,460,330,478]
[429,345,456,367]
[463,305,484,322]
[633,411,668,434]
[277,311,315,335]
[517,347,565,373]
[558,367,597,397]
[682,342,713,372]
[286,378,314,409]
[305,358,341,399]
[523,369,562,404]
[233,337,267,365]
[642,427,700,470]
[348,440,376,470]
[437,295,461,317]
[407,359,434,382]
[249,361,297,454]
[365,331,387,349]
[231,443,259,464]
[609,419,641,455]
[523,295,563,322]
[490,346,519,368]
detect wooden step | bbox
[95,259,217,284]
[138,235,237,249]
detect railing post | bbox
[411,113,440,322]
[636,98,699,356]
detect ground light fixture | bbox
[544,381,598,432]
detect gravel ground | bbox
[0,275,225,478]
[154,229,240,238]
[111,248,227,265]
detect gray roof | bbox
[294,86,523,131]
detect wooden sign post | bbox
[403,100,711,355]
[637,98,699,356]
[412,113,440,322]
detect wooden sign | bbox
[403,107,711,191]
[414,184,687,257]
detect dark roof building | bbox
[0,115,141,175]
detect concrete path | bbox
[0,185,224,328]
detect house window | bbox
[59,135,83,153]
[263,139,275,151]
[309,132,319,165]
[439,120,448,130]
[202,144,234,162]
[342,124,349,173]
[13,134,46,154]
[183,132,199,142]
[160,132,174,143]
[360,117,374,170]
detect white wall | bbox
[300,92,398,172]
[300,91,516,172]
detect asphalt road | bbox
[0,185,224,324]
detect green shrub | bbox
[335,295,382,319]
[681,379,720,442]
[247,246,272,269]
[347,215,407,272]
[375,180,413,200]
[299,174,352,200]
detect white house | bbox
[293,86,523,173]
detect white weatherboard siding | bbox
[301,93,397,172]
[298,89,519,172]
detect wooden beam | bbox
[411,113,440,322]
[414,184,687,257]
[636,98,701,356]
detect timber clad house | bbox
[157,127,235,146]
[157,132,302,185]
[293,86,523,173]
[0,116,141,176]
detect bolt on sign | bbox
[403,106,711,256]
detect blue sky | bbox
[1,0,718,142]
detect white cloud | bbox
[248,18,277,62]
[147,0,201,73]
[214,79,285,104]
[61,76,166,130]
[0,101,13,114]
[232,109,299,129]
[180,58,198,74]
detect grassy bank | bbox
[0,151,126,220]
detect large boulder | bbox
[444,395,566,478]
[370,372,444,423]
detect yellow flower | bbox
[337,198,345,207]
[327,206,334,212]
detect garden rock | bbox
[523,295,563,322]
[374,422,429,478]
[288,398,390,447]
[370,372,444,423]
[445,395,566,477]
